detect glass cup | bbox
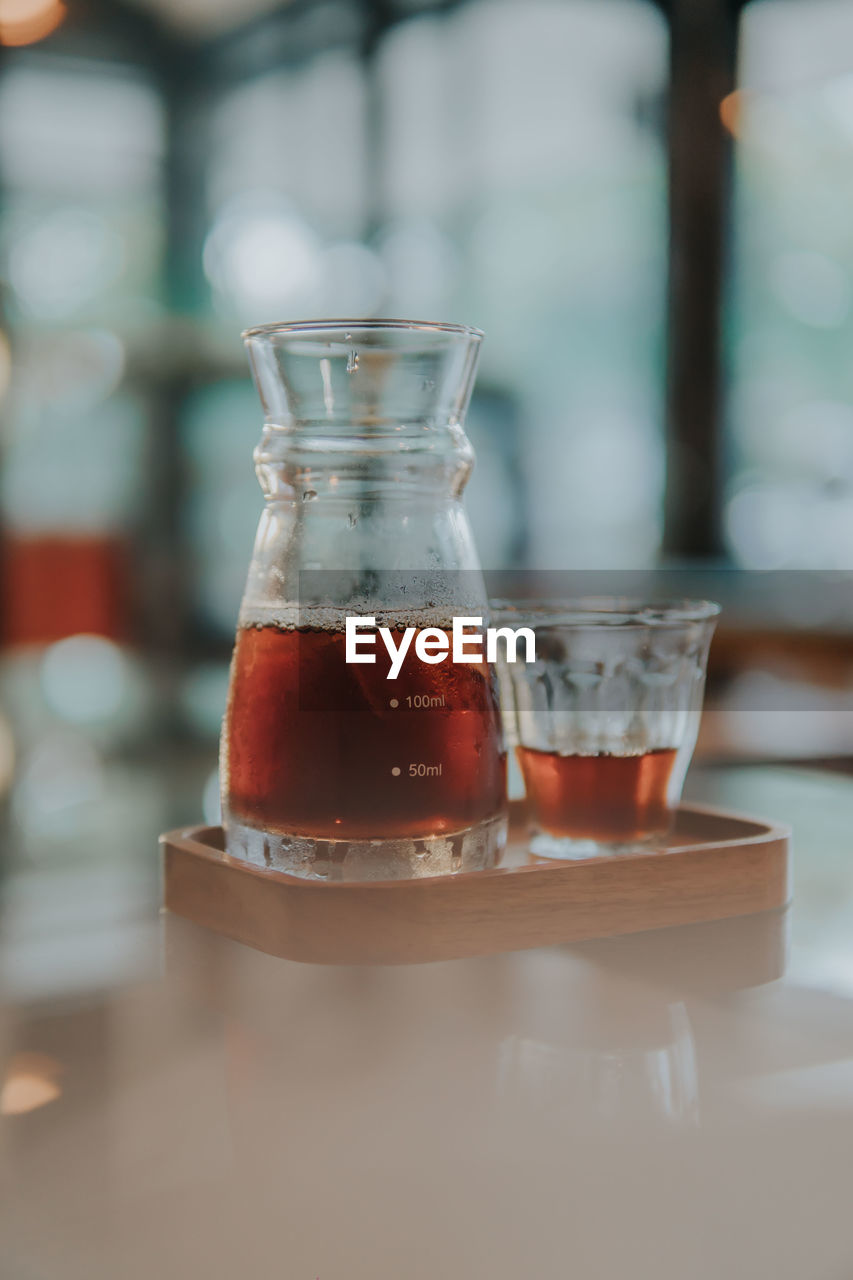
[492,599,719,859]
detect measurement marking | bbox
[405,694,446,709]
[391,766,401,777]
[389,698,399,708]
[409,763,442,777]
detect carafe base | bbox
[223,812,507,881]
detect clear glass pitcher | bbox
[221,320,507,880]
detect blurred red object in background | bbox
[2,533,131,646]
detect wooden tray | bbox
[160,802,791,965]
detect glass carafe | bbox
[221,320,507,880]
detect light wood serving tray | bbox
[160,802,791,965]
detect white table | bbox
[3,765,853,1279]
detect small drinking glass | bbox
[492,599,719,859]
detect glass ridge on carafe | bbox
[220,320,508,880]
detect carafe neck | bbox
[253,420,475,502]
[243,321,482,502]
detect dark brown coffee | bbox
[223,623,506,841]
[517,745,678,842]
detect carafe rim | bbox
[241,317,484,341]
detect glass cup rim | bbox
[241,317,484,342]
[489,596,721,629]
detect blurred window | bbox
[197,0,669,574]
[376,0,669,568]
[203,52,372,326]
[726,0,853,569]
[0,55,164,643]
[0,57,164,324]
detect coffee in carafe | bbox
[225,621,505,844]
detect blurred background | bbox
[2,0,853,993]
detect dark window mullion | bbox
[663,0,739,559]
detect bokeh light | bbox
[203,196,322,319]
[769,250,851,329]
[720,90,745,137]
[725,483,803,569]
[0,0,64,47]
[0,1052,63,1116]
[41,635,128,724]
[9,209,125,320]
[12,731,105,838]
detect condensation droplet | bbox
[302,489,318,502]
[346,349,359,373]
[421,377,435,391]
[348,512,358,528]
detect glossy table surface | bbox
[3,764,853,1279]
